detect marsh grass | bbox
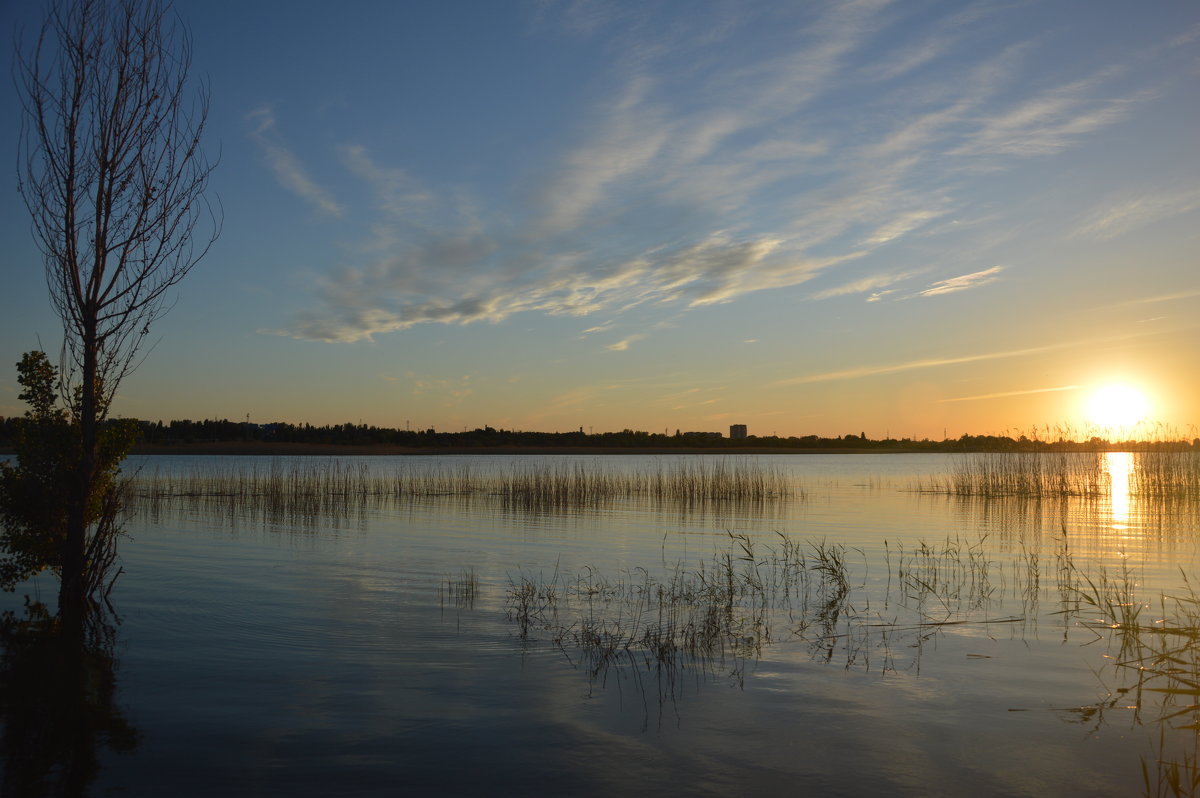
[130,458,799,523]
[1053,559,1200,797]
[503,531,1027,686]
[887,534,996,618]
[1132,452,1200,501]
[501,530,1200,772]
[495,528,1200,788]
[920,451,1200,501]
[917,452,1106,497]
[440,568,480,611]
[507,537,768,673]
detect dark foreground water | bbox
[3,453,1198,796]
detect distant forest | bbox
[1,416,1196,452]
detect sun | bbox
[1084,384,1151,429]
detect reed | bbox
[1145,741,1200,798]
[502,531,1021,681]
[1070,563,1200,691]
[500,530,1197,701]
[889,534,995,615]
[1066,565,1200,797]
[919,450,1200,500]
[1132,451,1200,500]
[491,525,1199,782]
[440,568,480,611]
[129,457,801,521]
[506,536,778,683]
[917,451,1106,497]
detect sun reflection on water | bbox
[1104,451,1133,528]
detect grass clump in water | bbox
[919,451,1106,498]
[1062,562,1200,797]
[920,450,1200,501]
[502,532,1019,683]
[441,568,480,611]
[132,457,800,521]
[1132,452,1200,501]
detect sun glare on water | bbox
[1084,384,1151,430]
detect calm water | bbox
[3,453,1199,796]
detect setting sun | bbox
[1084,384,1151,429]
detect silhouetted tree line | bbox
[2,418,1195,453]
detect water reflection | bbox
[0,601,139,797]
[87,453,1200,795]
[1104,451,1133,527]
[1061,565,1200,795]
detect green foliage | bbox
[16,351,61,421]
[0,353,138,592]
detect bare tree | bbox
[15,0,219,615]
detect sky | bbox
[1,0,1197,440]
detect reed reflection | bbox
[1062,560,1200,795]
[498,526,1200,788]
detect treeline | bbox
[2,417,1196,452]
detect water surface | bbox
[3,453,1197,796]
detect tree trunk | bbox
[60,327,98,621]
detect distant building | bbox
[730,424,747,439]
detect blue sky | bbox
[1,0,1197,438]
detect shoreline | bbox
[120,442,919,456]
[3,441,1186,457]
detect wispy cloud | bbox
[407,373,474,404]
[776,332,1151,386]
[246,107,344,217]
[606,335,643,351]
[860,1,995,83]
[1072,189,1200,241]
[810,269,925,301]
[273,229,849,342]
[534,77,672,236]
[537,381,635,417]
[863,209,948,245]
[868,38,951,82]
[950,77,1144,159]
[1098,289,1200,309]
[916,266,1002,298]
[938,385,1081,403]
[339,145,430,218]
[1168,23,1200,48]
[260,3,1171,345]
[534,0,641,37]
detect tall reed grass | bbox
[919,451,1106,497]
[496,527,1200,787]
[503,531,1026,681]
[130,457,800,521]
[919,451,1200,500]
[1132,451,1200,500]
[500,528,1200,711]
[1065,562,1200,797]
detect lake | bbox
[3,452,1198,796]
